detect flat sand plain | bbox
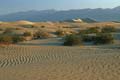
[0,45,120,80]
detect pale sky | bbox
[0,0,120,15]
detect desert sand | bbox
[0,21,120,80]
[0,45,120,80]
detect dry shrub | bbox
[0,28,3,31]
[79,27,100,35]
[94,33,114,44]
[21,25,34,28]
[63,34,82,46]
[23,32,32,37]
[33,30,51,39]
[15,28,23,30]
[12,36,25,43]
[55,29,65,37]
[0,35,13,44]
[41,26,45,28]
[81,34,95,42]
[55,29,73,37]
[3,28,14,34]
[101,26,116,33]
[0,35,25,44]
[81,33,114,45]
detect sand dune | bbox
[0,21,120,80]
[0,45,120,80]
[15,20,35,25]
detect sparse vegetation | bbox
[12,36,24,43]
[15,28,22,30]
[77,26,115,45]
[0,35,25,44]
[41,25,45,28]
[81,34,95,42]
[80,33,114,45]
[101,26,116,33]
[3,28,13,34]
[79,27,100,35]
[94,33,114,44]
[0,28,3,31]
[23,32,32,37]
[0,21,119,80]
[0,35,13,44]
[86,27,100,34]
[63,34,82,46]
[33,30,51,39]
[55,29,65,37]
[21,25,35,28]
[0,21,119,46]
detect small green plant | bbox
[63,34,82,46]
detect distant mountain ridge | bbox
[0,6,120,22]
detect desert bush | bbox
[81,33,114,44]
[63,34,82,46]
[78,29,87,35]
[87,27,100,33]
[55,29,66,37]
[101,26,116,33]
[78,31,114,45]
[23,32,32,37]
[41,26,45,28]
[0,35,25,44]
[33,30,51,39]
[12,36,24,43]
[21,25,34,28]
[81,34,95,42]
[94,33,114,44]
[0,35,13,44]
[79,27,100,35]
[78,27,115,45]
[15,28,22,30]
[3,28,13,34]
[0,28,3,31]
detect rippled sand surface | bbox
[0,45,120,80]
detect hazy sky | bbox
[0,0,120,15]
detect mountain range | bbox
[0,6,120,22]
